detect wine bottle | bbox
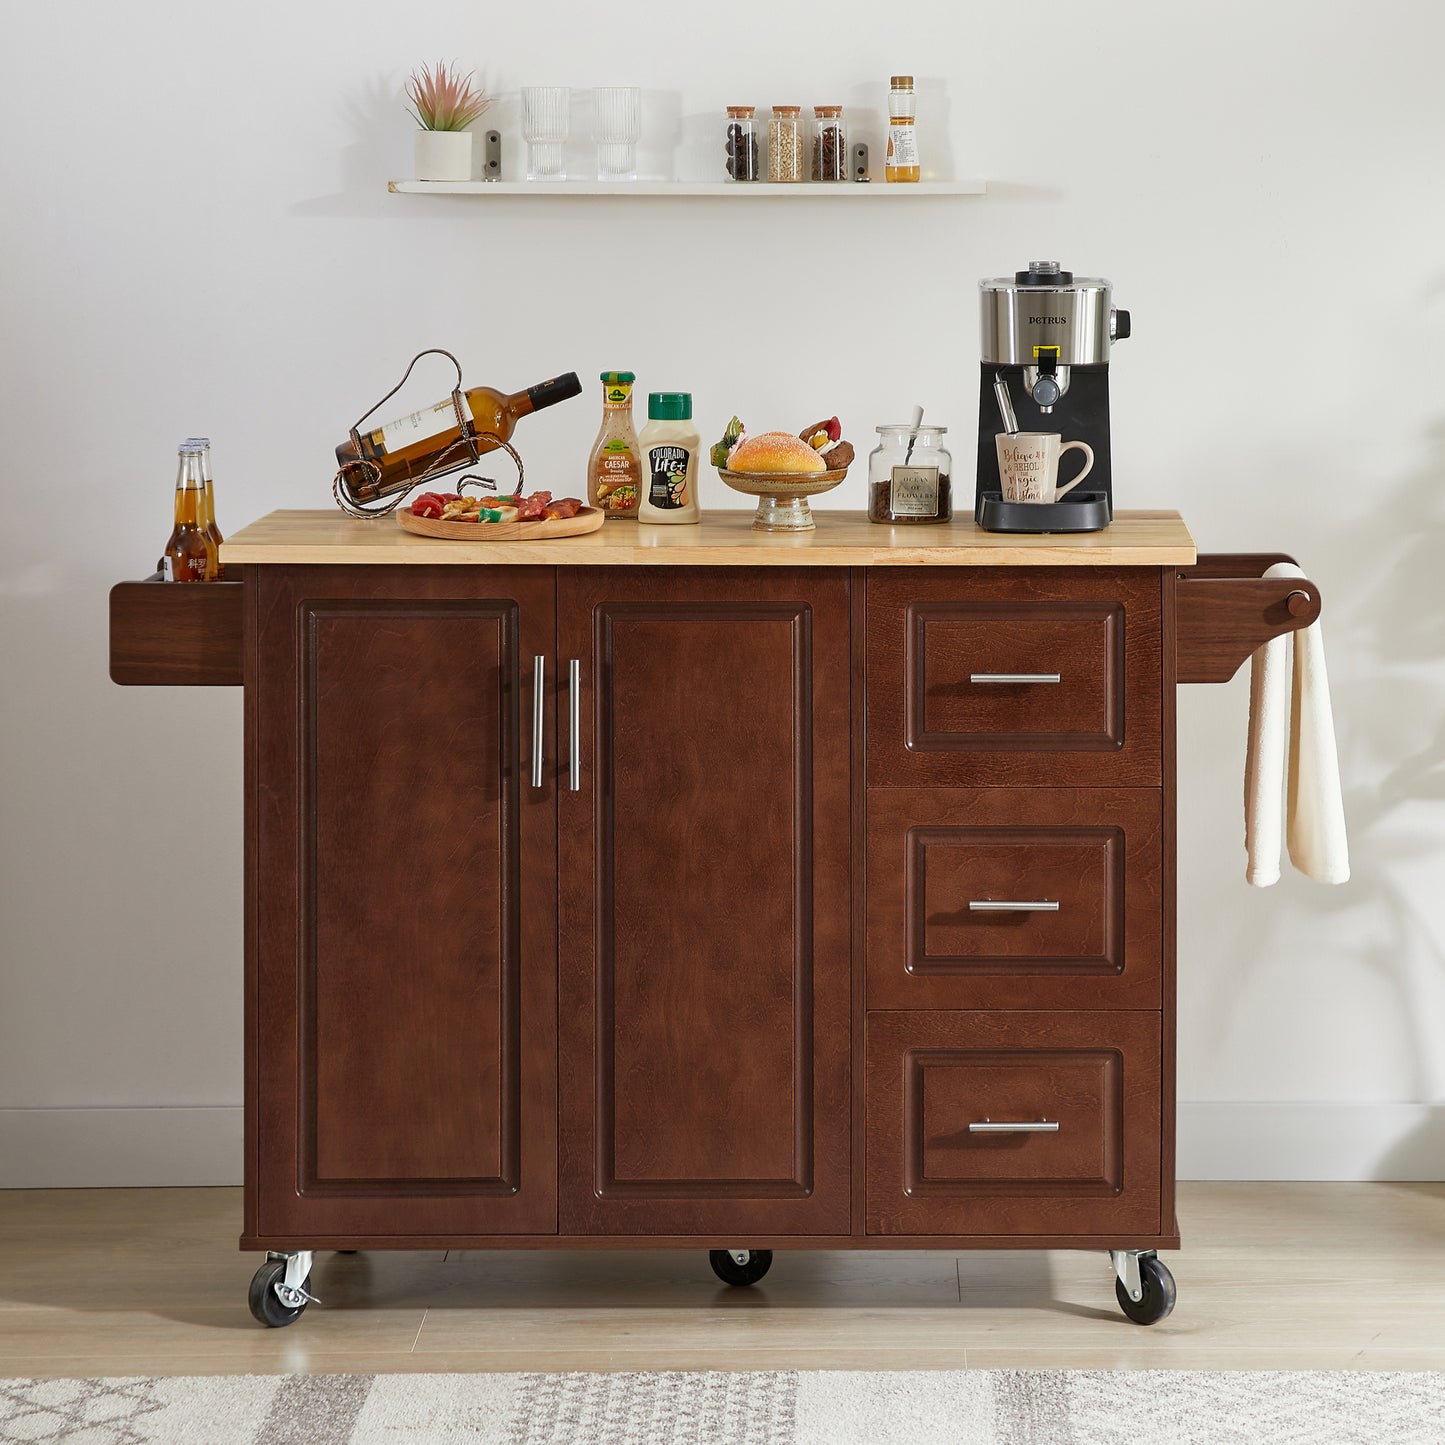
[335,372,582,505]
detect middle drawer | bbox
[868,788,1162,1010]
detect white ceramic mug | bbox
[995,432,1095,503]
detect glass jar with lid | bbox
[725,106,760,182]
[868,424,953,524]
[768,106,804,182]
[811,106,847,181]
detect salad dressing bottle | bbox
[587,371,642,518]
[637,392,702,525]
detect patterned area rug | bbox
[2,1369,1443,1444]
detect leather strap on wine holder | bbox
[332,349,523,519]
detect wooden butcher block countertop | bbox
[221,509,1196,567]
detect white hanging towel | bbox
[1244,562,1349,886]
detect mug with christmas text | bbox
[995,432,1095,503]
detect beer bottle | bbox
[164,442,218,582]
[188,437,225,580]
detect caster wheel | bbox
[248,1258,311,1328]
[1116,1255,1176,1325]
[709,1249,773,1287]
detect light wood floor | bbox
[0,1184,1441,1378]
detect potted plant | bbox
[407,61,491,182]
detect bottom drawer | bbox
[866,1010,1161,1236]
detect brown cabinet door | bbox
[250,566,557,1239]
[866,1011,1161,1236]
[558,568,851,1236]
[867,788,1162,1010]
[867,568,1162,788]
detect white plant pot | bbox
[414,130,475,182]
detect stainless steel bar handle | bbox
[968,900,1060,912]
[530,655,544,789]
[969,672,1061,684]
[969,1120,1060,1134]
[567,659,581,793]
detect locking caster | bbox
[248,1250,318,1328]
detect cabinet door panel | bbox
[559,568,851,1235]
[250,566,556,1238]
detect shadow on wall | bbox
[1228,404,1445,1174]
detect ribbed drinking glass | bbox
[593,87,641,182]
[522,86,570,181]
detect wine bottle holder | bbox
[332,348,525,519]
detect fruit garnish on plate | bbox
[797,418,853,471]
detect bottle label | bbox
[887,123,919,168]
[604,382,634,406]
[890,465,939,516]
[378,398,467,455]
[603,439,633,455]
[648,446,690,509]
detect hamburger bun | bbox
[727,432,828,475]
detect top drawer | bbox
[867,568,1162,787]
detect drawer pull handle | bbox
[968,899,1060,912]
[969,672,1062,684]
[969,1119,1060,1134]
[530,655,545,789]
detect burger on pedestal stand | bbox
[714,416,855,532]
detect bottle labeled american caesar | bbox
[335,372,582,505]
[587,372,642,518]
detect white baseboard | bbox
[1177,1102,1445,1181]
[2,1103,1441,1188]
[0,1108,243,1188]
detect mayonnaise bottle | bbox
[637,392,702,524]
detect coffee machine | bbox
[975,261,1130,532]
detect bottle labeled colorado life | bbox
[335,371,583,504]
[637,392,702,525]
[587,372,643,518]
[886,75,920,183]
[188,436,225,579]
[163,441,218,582]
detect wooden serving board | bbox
[396,506,605,542]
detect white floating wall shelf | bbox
[388,179,987,198]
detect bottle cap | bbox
[178,440,203,455]
[726,106,756,119]
[814,105,843,117]
[772,105,802,117]
[890,75,914,88]
[600,371,636,384]
[187,436,212,448]
[648,392,692,421]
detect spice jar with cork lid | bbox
[811,106,847,181]
[868,424,952,523]
[768,106,804,182]
[725,106,760,181]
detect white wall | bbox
[2,0,1442,1186]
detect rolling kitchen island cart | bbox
[109,511,1321,1327]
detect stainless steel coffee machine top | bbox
[975,261,1131,532]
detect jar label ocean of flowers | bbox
[889,465,939,516]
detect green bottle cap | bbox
[648,392,692,421]
[600,371,636,384]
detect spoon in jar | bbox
[904,403,925,463]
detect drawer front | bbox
[867,568,1162,787]
[867,789,1162,1010]
[866,1011,1162,1236]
